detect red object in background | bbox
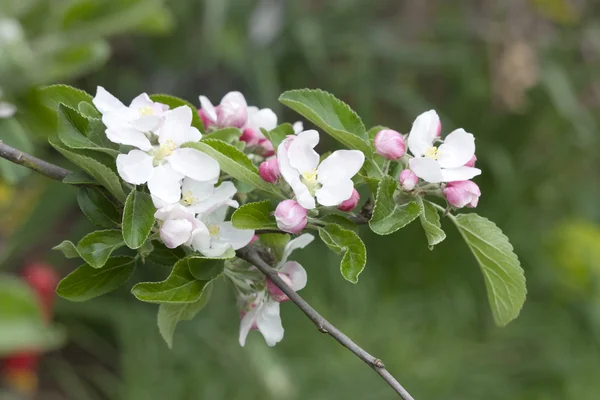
[1,263,59,395]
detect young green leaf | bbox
[53,240,80,259]
[56,256,136,302]
[418,199,446,249]
[321,214,359,232]
[206,128,241,143]
[122,190,155,249]
[38,84,94,112]
[146,241,186,267]
[369,176,421,235]
[78,101,102,118]
[279,89,371,154]
[187,257,229,281]
[259,233,290,261]
[262,123,294,149]
[57,104,117,155]
[149,94,205,133]
[183,139,281,197]
[157,282,213,348]
[62,171,99,186]
[231,200,277,230]
[49,136,126,202]
[131,258,211,304]
[452,214,526,326]
[77,230,125,269]
[77,186,121,228]
[318,223,367,283]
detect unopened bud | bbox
[374,129,405,160]
[464,155,477,168]
[259,157,280,183]
[337,188,360,212]
[443,181,481,208]
[275,200,307,234]
[399,169,418,191]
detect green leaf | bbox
[206,128,241,143]
[77,186,121,228]
[418,199,446,249]
[369,176,421,235]
[53,240,80,259]
[259,233,290,261]
[56,256,136,302]
[318,224,367,283]
[146,241,186,267]
[78,101,101,118]
[187,257,228,281]
[452,214,526,326]
[231,200,277,230]
[184,139,281,197]
[321,214,359,232]
[77,230,125,269]
[157,282,213,348]
[63,170,99,185]
[149,94,205,134]
[57,104,117,155]
[49,136,126,202]
[131,258,211,304]
[262,123,294,149]
[38,84,93,112]
[278,89,371,154]
[122,190,155,249]
[0,277,65,355]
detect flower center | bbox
[208,224,220,237]
[424,146,441,160]
[153,140,177,163]
[181,191,195,206]
[138,106,155,116]
[300,168,321,195]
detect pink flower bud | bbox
[399,169,418,191]
[198,108,215,129]
[464,155,477,168]
[240,128,261,146]
[259,157,280,183]
[374,129,405,160]
[275,200,307,234]
[259,138,274,157]
[443,181,481,208]
[337,188,360,212]
[266,273,293,302]
[436,121,442,137]
[217,101,247,128]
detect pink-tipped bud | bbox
[259,157,280,183]
[275,200,307,234]
[240,128,261,146]
[399,169,418,191]
[337,188,360,212]
[464,155,477,168]
[217,102,247,128]
[259,138,274,157]
[436,121,442,137]
[443,181,481,208]
[374,129,405,160]
[266,273,293,302]
[198,109,215,129]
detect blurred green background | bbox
[2,0,600,398]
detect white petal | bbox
[154,203,192,221]
[200,242,232,257]
[151,195,169,209]
[409,157,443,183]
[147,164,184,204]
[131,115,162,132]
[199,95,217,122]
[288,130,320,173]
[407,110,439,157]
[167,148,220,182]
[160,219,193,249]
[440,166,482,182]
[189,222,211,251]
[214,222,254,250]
[129,93,153,109]
[189,181,237,215]
[317,150,364,184]
[220,91,247,108]
[202,205,229,225]
[277,140,316,209]
[280,233,314,264]
[116,150,153,184]
[292,121,303,134]
[279,261,307,292]
[105,126,152,151]
[239,304,259,347]
[315,180,354,207]
[158,106,196,146]
[248,107,277,131]
[256,300,284,347]
[437,129,475,169]
[92,86,127,115]
[182,178,215,204]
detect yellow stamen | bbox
[208,224,220,237]
[300,168,321,195]
[424,146,441,160]
[138,106,154,116]
[181,191,194,206]
[154,140,177,161]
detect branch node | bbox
[373,359,385,369]
[317,325,329,334]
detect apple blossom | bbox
[190,206,255,257]
[155,203,201,249]
[93,86,168,149]
[115,106,220,204]
[374,129,405,160]
[199,91,248,129]
[465,155,477,168]
[179,179,238,215]
[443,180,481,208]
[259,157,280,183]
[277,130,365,209]
[274,199,307,234]
[399,169,418,191]
[337,188,360,212]
[407,110,481,183]
[265,234,312,302]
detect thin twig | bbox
[0,142,415,399]
[236,246,415,400]
[0,141,70,181]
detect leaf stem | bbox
[0,140,70,181]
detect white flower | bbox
[199,91,248,129]
[407,110,481,183]
[152,179,239,215]
[190,206,254,257]
[154,204,201,249]
[277,130,365,209]
[239,106,278,146]
[92,87,168,150]
[115,106,220,204]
